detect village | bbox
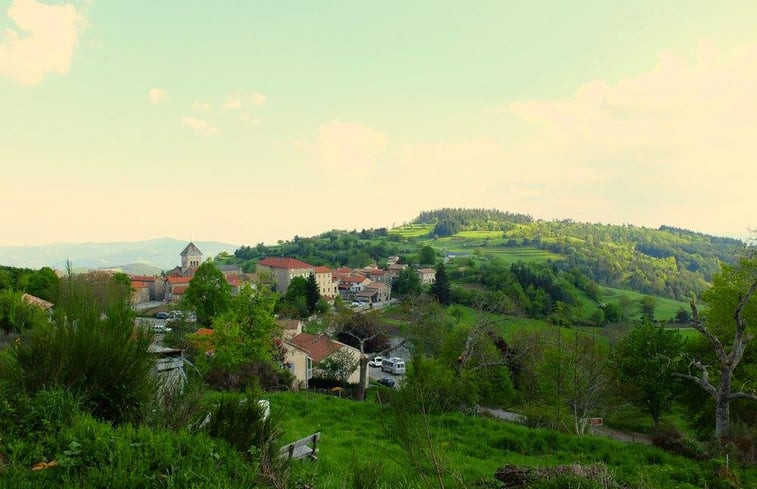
[128,242,434,391]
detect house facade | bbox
[417,268,437,285]
[314,266,339,299]
[256,257,314,293]
[283,332,362,389]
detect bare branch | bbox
[674,358,718,399]
[733,280,757,337]
[729,391,757,401]
[689,301,727,365]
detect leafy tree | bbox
[276,276,309,319]
[0,289,48,334]
[677,253,757,437]
[26,267,59,302]
[429,262,451,306]
[539,331,609,435]
[204,285,288,390]
[675,307,692,324]
[315,348,358,384]
[640,295,657,322]
[183,262,232,325]
[419,246,436,265]
[305,273,320,314]
[336,310,390,400]
[613,322,683,429]
[393,267,422,297]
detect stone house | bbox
[256,257,314,293]
[417,268,437,285]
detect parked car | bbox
[155,312,170,319]
[377,377,396,388]
[350,301,364,308]
[368,356,384,368]
[153,324,172,334]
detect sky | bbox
[1,0,756,247]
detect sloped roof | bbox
[131,281,150,289]
[21,293,54,310]
[180,242,203,257]
[167,276,193,284]
[130,275,157,282]
[258,257,313,270]
[417,268,436,274]
[314,266,332,273]
[276,319,302,330]
[289,333,342,363]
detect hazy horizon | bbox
[2,1,755,247]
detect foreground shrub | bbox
[4,297,154,424]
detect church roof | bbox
[180,242,203,257]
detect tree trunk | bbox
[356,355,369,401]
[715,366,732,437]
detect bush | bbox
[653,422,708,460]
[3,297,154,424]
[203,392,281,458]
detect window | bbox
[306,358,313,380]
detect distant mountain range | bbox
[0,238,239,272]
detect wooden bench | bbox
[279,432,320,461]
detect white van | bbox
[380,357,406,375]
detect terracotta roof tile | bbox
[258,257,313,270]
[167,276,193,284]
[314,266,332,273]
[290,333,342,363]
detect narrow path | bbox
[479,407,653,445]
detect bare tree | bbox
[675,253,757,437]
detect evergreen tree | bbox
[430,262,451,305]
[305,273,320,314]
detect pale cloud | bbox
[148,88,166,105]
[221,91,266,110]
[182,116,219,136]
[0,0,86,86]
[192,101,212,111]
[494,40,757,233]
[316,120,388,172]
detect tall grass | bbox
[2,286,154,424]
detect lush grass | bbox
[388,224,434,238]
[601,286,690,321]
[270,391,751,489]
[454,230,504,239]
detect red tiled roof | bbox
[131,281,150,289]
[130,275,157,282]
[367,269,386,276]
[314,266,332,273]
[226,277,241,287]
[338,274,366,283]
[417,268,436,274]
[167,276,193,284]
[290,333,342,363]
[335,267,352,274]
[258,257,313,270]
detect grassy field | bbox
[388,224,434,238]
[270,391,749,489]
[601,286,690,321]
